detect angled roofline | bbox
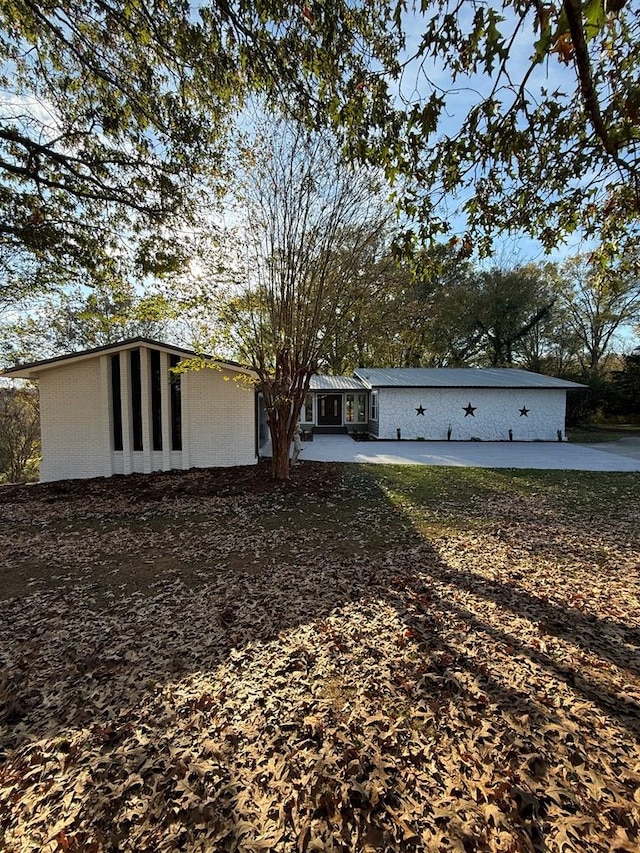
[309,375,368,391]
[1,337,255,379]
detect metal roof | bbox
[1,337,254,379]
[353,367,586,390]
[309,375,367,391]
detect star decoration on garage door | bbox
[463,402,476,417]
[519,406,530,417]
[416,405,425,415]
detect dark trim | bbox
[150,349,162,451]
[110,354,123,451]
[130,349,143,452]
[169,354,182,452]
[255,390,260,458]
[313,426,348,435]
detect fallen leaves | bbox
[0,463,639,851]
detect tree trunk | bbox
[270,421,292,480]
[260,362,313,481]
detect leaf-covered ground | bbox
[1,462,639,852]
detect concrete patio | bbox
[262,435,640,471]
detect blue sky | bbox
[392,3,598,265]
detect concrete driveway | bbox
[574,436,640,461]
[280,435,640,471]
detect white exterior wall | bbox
[39,358,109,482]
[37,349,257,482]
[182,368,257,468]
[377,387,568,441]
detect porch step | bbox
[313,426,348,435]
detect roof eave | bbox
[1,337,256,379]
[358,382,587,390]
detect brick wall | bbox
[37,348,257,482]
[39,357,110,481]
[182,368,257,468]
[377,387,568,441]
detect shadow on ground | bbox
[1,462,639,851]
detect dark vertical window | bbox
[130,349,143,451]
[111,354,123,451]
[150,349,162,451]
[169,354,182,451]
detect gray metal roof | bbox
[309,375,368,391]
[353,367,586,389]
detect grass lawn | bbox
[1,463,639,852]
[567,424,640,443]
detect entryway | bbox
[316,393,342,426]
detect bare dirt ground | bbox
[1,462,639,852]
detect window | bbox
[130,349,143,451]
[346,393,367,423]
[345,394,354,422]
[301,393,313,423]
[110,354,123,451]
[370,391,378,421]
[150,349,162,451]
[169,354,182,451]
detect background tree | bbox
[361,255,557,369]
[0,283,174,368]
[317,243,480,372]
[401,246,481,367]
[514,303,584,378]
[610,349,640,418]
[0,384,39,482]
[318,247,413,374]
[559,252,640,376]
[469,266,557,367]
[216,119,391,479]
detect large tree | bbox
[0,0,236,298]
[4,0,638,296]
[0,282,173,368]
[559,252,640,376]
[468,266,557,367]
[0,0,400,303]
[217,119,391,479]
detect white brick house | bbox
[4,340,585,482]
[300,367,584,442]
[3,338,257,482]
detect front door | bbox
[316,393,342,426]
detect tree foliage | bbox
[217,119,391,478]
[0,384,39,482]
[0,0,234,295]
[389,0,640,252]
[0,0,401,303]
[3,0,638,300]
[0,282,174,368]
[559,251,640,375]
[610,348,640,416]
